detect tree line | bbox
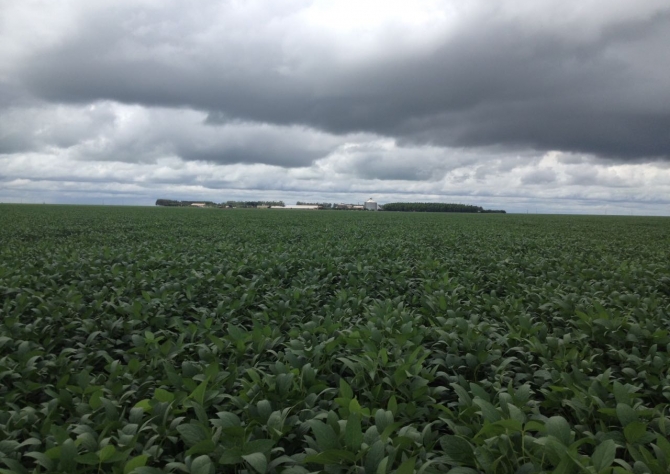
[383,202,505,213]
[155,199,217,207]
[155,199,284,208]
[224,201,285,208]
[296,202,333,208]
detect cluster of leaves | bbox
[0,205,669,474]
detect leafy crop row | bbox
[1,205,669,473]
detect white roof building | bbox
[364,198,378,211]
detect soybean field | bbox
[1,204,670,474]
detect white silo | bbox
[364,198,378,211]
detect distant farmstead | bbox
[191,203,206,208]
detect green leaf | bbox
[377,457,390,474]
[0,457,29,474]
[388,395,398,415]
[340,378,353,399]
[257,400,272,421]
[375,409,393,433]
[632,460,651,474]
[624,422,648,444]
[439,435,475,465]
[98,445,117,462]
[186,440,216,456]
[282,468,309,474]
[177,424,208,446]
[133,468,165,474]
[365,440,386,474]
[154,388,174,403]
[24,452,54,471]
[89,390,103,409]
[439,296,447,311]
[190,455,213,474]
[613,381,630,404]
[380,422,403,442]
[124,455,149,474]
[219,448,243,465]
[396,457,416,474]
[0,441,20,454]
[59,439,77,472]
[656,434,670,460]
[345,412,363,451]
[244,439,275,454]
[306,420,339,450]
[493,419,523,432]
[545,416,571,446]
[134,399,152,411]
[592,440,616,472]
[189,378,209,406]
[101,398,120,422]
[213,411,241,428]
[228,324,245,340]
[242,453,267,474]
[451,384,472,406]
[74,453,100,465]
[534,436,568,465]
[473,399,501,422]
[304,450,357,465]
[469,383,490,402]
[617,403,638,427]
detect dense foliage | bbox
[382,203,505,213]
[1,205,669,474]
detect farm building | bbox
[190,203,206,208]
[364,198,378,211]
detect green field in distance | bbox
[1,204,670,473]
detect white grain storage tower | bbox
[364,198,378,211]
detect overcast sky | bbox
[1,1,669,214]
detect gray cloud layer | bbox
[9,0,670,162]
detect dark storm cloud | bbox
[521,169,557,185]
[7,1,670,166]
[349,154,436,181]
[174,139,331,168]
[0,81,36,109]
